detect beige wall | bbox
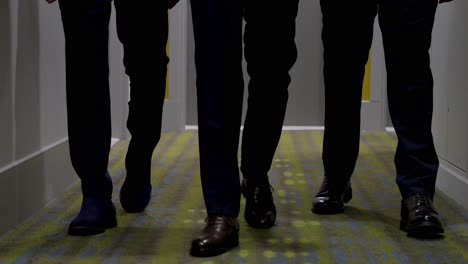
[432,1,468,209]
[0,0,127,236]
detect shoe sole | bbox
[68,220,117,236]
[119,182,151,213]
[120,195,148,213]
[190,233,239,257]
[312,187,352,215]
[400,221,444,237]
[343,187,353,203]
[244,214,276,229]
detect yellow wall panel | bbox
[362,55,371,101]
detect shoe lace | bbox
[205,216,216,224]
[205,216,233,225]
[415,194,432,208]
[253,184,274,204]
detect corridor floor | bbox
[0,131,467,263]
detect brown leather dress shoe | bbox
[312,177,352,215]
[190,216,239,257]
[241,178,276,228]
[400,193,444,237]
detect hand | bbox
[439,0,455,3]
[46,0,57,3]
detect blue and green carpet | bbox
[0,131,467,263]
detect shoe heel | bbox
[241,187,246,199]
[231,229,240,247]
[343,187,352,203]
[399,220,407,231]
[241,181,247,198]
[119,181,152,213]
[106,216,118,229]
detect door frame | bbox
[361,20,388,131]
[162,2,188,132]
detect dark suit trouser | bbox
[191,0,299,216]
[321,0,439,199]
[59,0,168,199]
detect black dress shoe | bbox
[312,177,352,215]
[120,177,152,213]
[190,216,239,257]
[121,138,154,213]
[68,197,117,236]
[241,178,276,228]
[400,194,444,237]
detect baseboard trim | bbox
[185,126,326,131]
[436,159,468,210]
[111,138,120,147]
[0,140,77,236]
[0,137,120,175]
[0,137,68,174]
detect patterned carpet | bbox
[0,131,467,264]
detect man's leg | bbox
[114,0,168,213]
[240,0,299,228]
[379,0,443,236]
[313,0,377,214]
[59,0,117,236]
[189,0,244,257]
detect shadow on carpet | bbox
[0,131,467,264]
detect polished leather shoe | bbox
[312,177,352,215]
[400,194,444,236]
[68,197,117,236]
[190,216,239,257]
[120,177,152,213]
[241,178,276,228]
